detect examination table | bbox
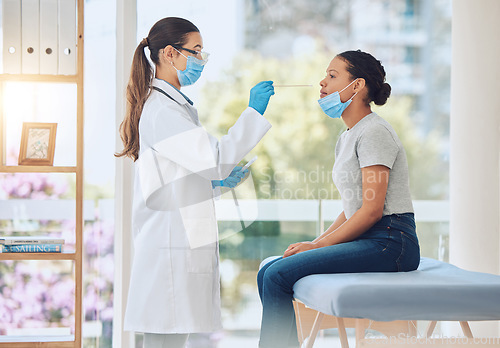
[260,257,500,347]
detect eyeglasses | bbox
[172,45,210,64]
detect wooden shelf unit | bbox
[0,336,75,348]
[0,165,77,173]
[0,0,84,346]
[0,342,75,348]
[0,252,76,261]
[0,74,78,83]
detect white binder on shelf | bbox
[2,0,22,74]
[58,0,77,75]
[21,0,40,74]
[40,0,58,74]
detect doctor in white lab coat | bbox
[115,17,274,348]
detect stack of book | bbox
[0,236,64,253]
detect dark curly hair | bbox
[337,50,391,106]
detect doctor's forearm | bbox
[215,107,272,179]
[315,208,380,247]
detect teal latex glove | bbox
[249,81,275,115]
[212,166,249,189]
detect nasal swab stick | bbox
[231,156,258,230]
[231,189,246,230]
[273,84,313,87]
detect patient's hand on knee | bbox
[283,241,318,258]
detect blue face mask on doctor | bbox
[318,78,359,119]
[171,47,208,87]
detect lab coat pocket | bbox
[186,246,216,273]
[179,201,218,249]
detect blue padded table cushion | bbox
[260,257,500,322]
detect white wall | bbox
[449,0,500,337]
[113,0,136,346]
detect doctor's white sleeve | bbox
[147,106,271,180]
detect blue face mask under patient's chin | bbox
[318,79,359,119]
[173,55,205,87]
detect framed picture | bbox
[18,122,57,166]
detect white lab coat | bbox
[123,78,271,333]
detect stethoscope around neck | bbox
[151,86,177,103]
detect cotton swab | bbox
[273,84,313,87]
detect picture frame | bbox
[18,122,57,166]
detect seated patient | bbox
[257,50,420,348]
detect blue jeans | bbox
[257,213,420,348]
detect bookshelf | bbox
[0,0,84,346]
[0,252,77,261]
[0,165,77,173]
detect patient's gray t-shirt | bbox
[333,112,414,219]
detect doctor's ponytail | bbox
[116,17,200,161]
[115,38,151,161]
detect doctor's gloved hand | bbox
[249,81,275,115]
[211,166,249,189]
